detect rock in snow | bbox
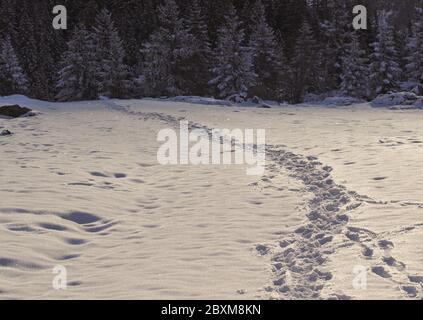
[0,104,32,118]
[0,129,13,136]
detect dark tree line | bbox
[0,0,422,103]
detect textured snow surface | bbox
[1,96,423,299]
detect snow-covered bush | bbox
[227,92,248,104]
[371,92,422,108]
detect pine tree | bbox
[209,4,256,99]
[184,0,212,96]
[405,6,423,86]
[340,34,369,98]
[288,20,320,103]
[56,25,97,101]
[141,0,194,96]
[93,9,131,98]
[369,10,401,96]
[248,0,286,100]
[0,37,28,96]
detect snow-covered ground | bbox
[1,96,423,299]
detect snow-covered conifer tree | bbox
[248,0,285,100]
[340,34,369,98]
[317,1,352,92]
[405,6,423,86]
[288,20,320,103]
[141,0,194,97]
[184,0,212,96]
[0,37,28,95]
[93,9,130,98]
[369,11,401,96]
[209,3,256,99]
[56,25,97,101]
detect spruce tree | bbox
[14,2,38,97]
[93,9,130,98]
[288,20,320,103]
[202,0,234,47]
[318,1,353,92]
[141,0,194,96]
[31,1,58,100]
[405,6,423,86]
[184,0,212,96]
[267,0,307,55]
[340,34,369,98]
[107,0,159,66]
[0,37,28,96]
[248,0,286,100]
[56,25,97,101]
[209,4,256,99]
[369,11,401,96]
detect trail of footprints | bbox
[259,147,423,299]
[344,223,423,298]
[109,103,423,300]
[258,148,353,299]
